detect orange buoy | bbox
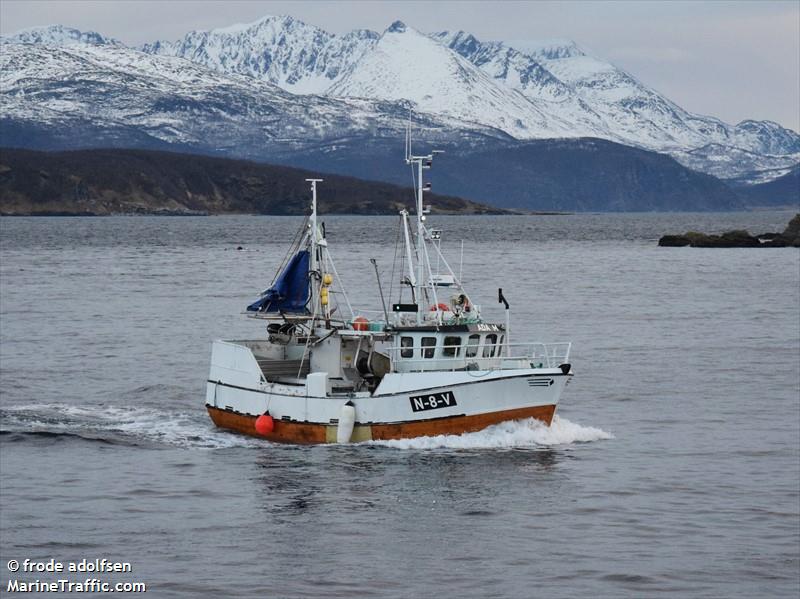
[430,303,450,312]
[254,413,274,435]
[352,316,369,331]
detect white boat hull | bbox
[205,340,570,444]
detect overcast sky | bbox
[2,0,798,131]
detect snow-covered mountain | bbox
[431,32,574,102]
[2,18,798,188]
[0,35,748,211]
[0,39,503,158]
[3,24,122,47]
[671,144,800,183]
[143,18,580,138]
[435,32,710,149]
[144,18,610,140]
[327,21,584,139]
[427,31,611,138]
[137,16,799,182]
[141,15,378,94]
[435,32,799,170]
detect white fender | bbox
[337,400,356,443]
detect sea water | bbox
[1,212,798,598]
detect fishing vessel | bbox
[205,141,572,444]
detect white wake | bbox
[4,405,613,451]
[1,402,260,449]
[366,416,614,450]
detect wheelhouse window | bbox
[483,334,497,358]
[465,334,480,358]
[400,336,414,358]
[443,336,462,357]
[421,337,437,359]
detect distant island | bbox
[659,214,800,247]
[0,148,507,216]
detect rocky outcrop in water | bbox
[658,214,800,247]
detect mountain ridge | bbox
[327,21,573,140]
[128,15,799,180]
[1,18,798,211]
[730,165,800,208]
[6,19,798,164]
[0,147,505,216]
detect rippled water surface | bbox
[1,212,798,598]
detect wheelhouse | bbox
[388,326,508,372]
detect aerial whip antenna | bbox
[405,116,412,161]
[370,258,391,326]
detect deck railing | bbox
[384,341,571,373]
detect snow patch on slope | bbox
[329,22,573,139]
[1,24,122,47]
[142,15,378,95]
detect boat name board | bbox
[409,390,458,413]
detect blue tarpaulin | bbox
[246,250,310,313]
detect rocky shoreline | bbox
[659,214,800,248]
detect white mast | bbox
[400,210,417,300]
[416,157,424,321]
[306,178,323,318]
[406,137,442,324]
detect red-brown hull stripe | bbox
[206,404,556,444]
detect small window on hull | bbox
[400,336,413,358]
[421,337,436,359]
